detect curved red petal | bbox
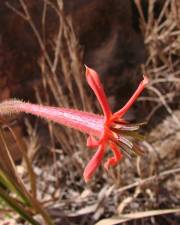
[104,143,122,170]
[85,65,112,121]
[112,76,149,120]
[83,144,105,183]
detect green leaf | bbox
[0,186,41,225]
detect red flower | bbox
[83,66,148,182]
[0,66,148,182]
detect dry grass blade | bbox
[95,208,180,225]
[0,123,55,225]
[1,119,37,199]
[0,128,31,203]
[115,167,180,195]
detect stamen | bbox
[112,129,144,140]
[111,121,146,131]
[120,146,132,159]
[113,124,140,131]
[132,142,146,155]
[118,135,133,149]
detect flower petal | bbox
[83,144,105,183]
[112,76,148,120]
[104,143,122,170]
[85,65,112,120]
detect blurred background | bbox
[0,0,179,224]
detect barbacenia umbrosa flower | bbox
[0,66,148,182]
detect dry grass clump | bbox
[135,0,180,125]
